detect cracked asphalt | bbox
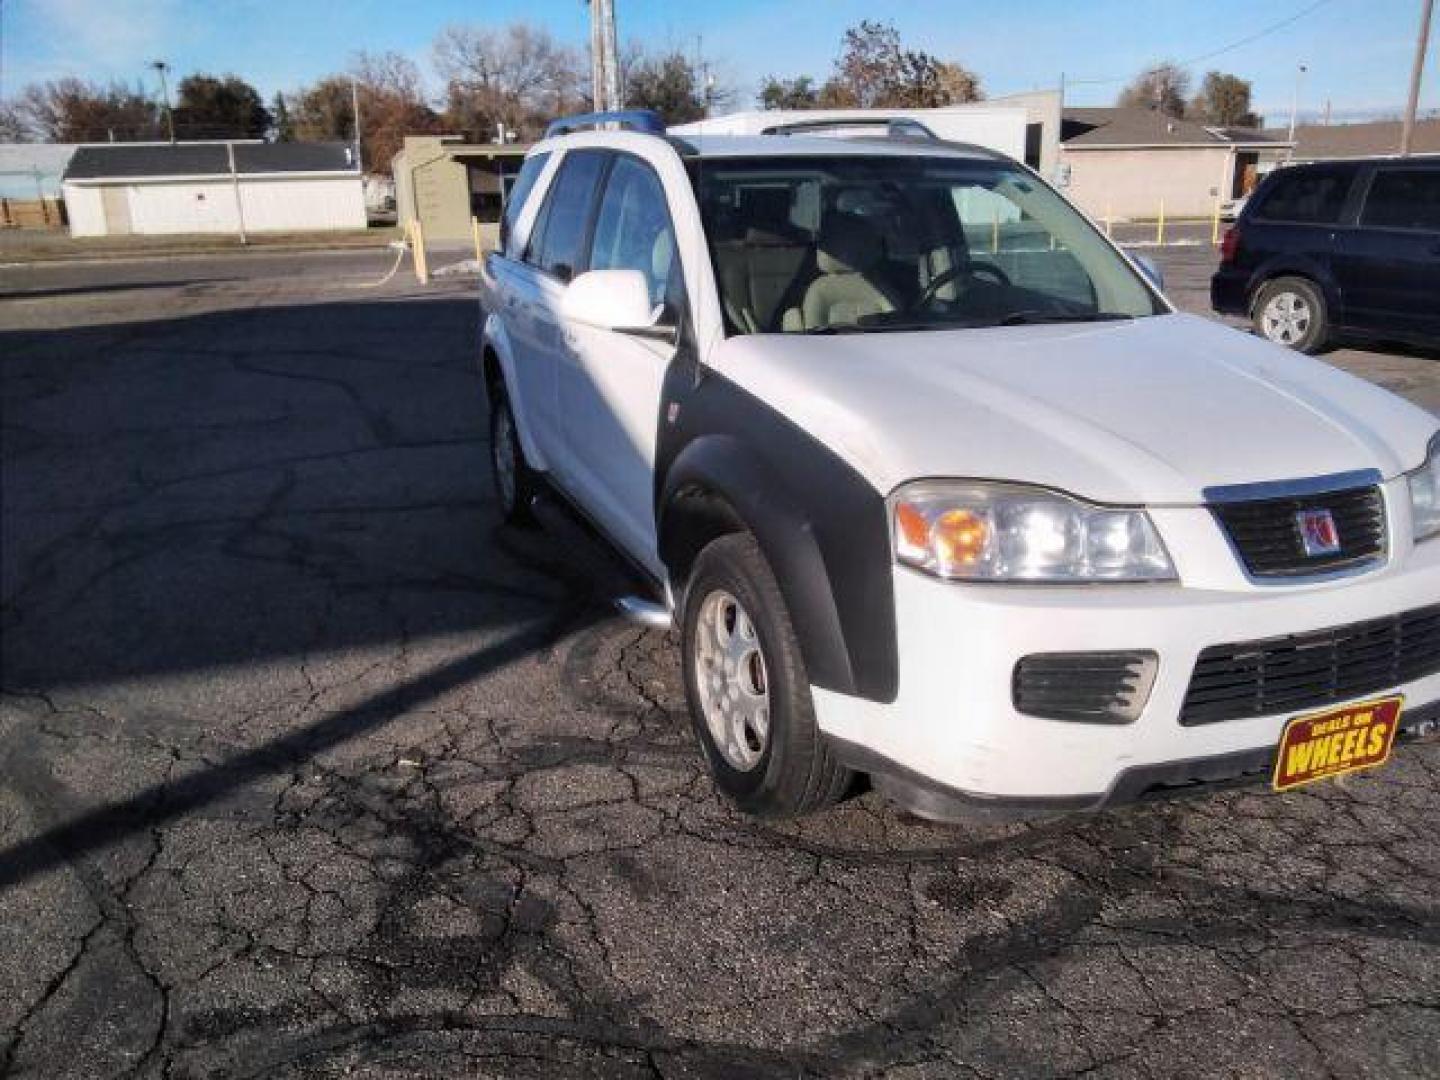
[2,247,1438,1079]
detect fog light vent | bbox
[1013,651,1159,724]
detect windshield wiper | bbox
[995,311,1135,326]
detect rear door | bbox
[1337,165,1440,341]
[558,153,685,575]
[1246,165,1355,310]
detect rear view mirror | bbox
[562,269,674,341]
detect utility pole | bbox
[350,76,363,172]
[1286,63,1308,161]
[226,141,248,245]
[588,0,621,111]
[151,60,175,143]
[1400,0,1434,156]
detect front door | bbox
[558,154,684,576]
[504,148,609,480]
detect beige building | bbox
[1058,108,1287,220]
[391,136,530,246]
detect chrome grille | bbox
[1210,483,1386,577]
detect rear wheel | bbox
[1253,277,1328,353]
[681,533,852,817]
[489,387,538,526]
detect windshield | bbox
[693,154,1165,335]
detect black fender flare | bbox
[658,433,898,704]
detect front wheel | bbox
[1252,277,1329,353]
[489,387,538,526]
[681,533,852,817]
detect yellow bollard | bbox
[471,215,483,263]
[1155,199,1166,246]
[411,219,430,285]
[1212,199,1222,246]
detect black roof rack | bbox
[545,110,666,138]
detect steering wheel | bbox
[913,260,1012,310]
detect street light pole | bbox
[150,60,175,143]
[1400,0,1434,156]
[1286,63,1308,161]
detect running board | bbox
[614,596,673,629]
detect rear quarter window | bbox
[1252,169,1353,225]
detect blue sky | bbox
[2,0,1435,124]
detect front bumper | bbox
[812,495,1440,814]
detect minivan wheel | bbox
[681,533,853,817]
[489,388,538,526]
[1253,277,1328,353]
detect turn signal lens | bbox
[890,481,1176,583]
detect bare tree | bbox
[769,21,982,110]
[9,78,159,142]
[1118,61,1191,118]
[1190,71,1259,127]
[292,52,441,173]
[433,23,586,141]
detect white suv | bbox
[479,110,1440,821]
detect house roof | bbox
[64,142,356,181]
[1061,107,1284,148]
[1259,118,1440,160]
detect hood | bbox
[708,313,1437,504]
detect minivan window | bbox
[695,155,1162,335]
[1252,169,1352,225]
[588,155,679,307]
[1361,169,1440,232]
[527,150,608,281]
[501,151,551,257]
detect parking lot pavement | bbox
[2,250,1438,1079]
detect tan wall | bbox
[1059,146,1235,220]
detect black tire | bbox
[489,385,538,526]
[1252,276,1329,354]
[681,533,853,817]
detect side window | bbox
[1252,169,1352,225]
[525,150,608,281]
[1361,169,1440,232]
[587,156,680,308]
[500,151,550,257]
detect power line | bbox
[1066,0,1338,86]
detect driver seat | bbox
[785,216,900,330]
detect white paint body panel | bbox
[480,130,1440,803]
[707,313,1436,504]
[815,492,1440,799]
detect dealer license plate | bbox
[1272,696,1403,792]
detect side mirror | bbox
[562,268,675,341]
[1133,255,1165,292]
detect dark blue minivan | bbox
[1211,157,1440,353]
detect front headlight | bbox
[891,481,1176,582]
[1409,434,1440,542]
